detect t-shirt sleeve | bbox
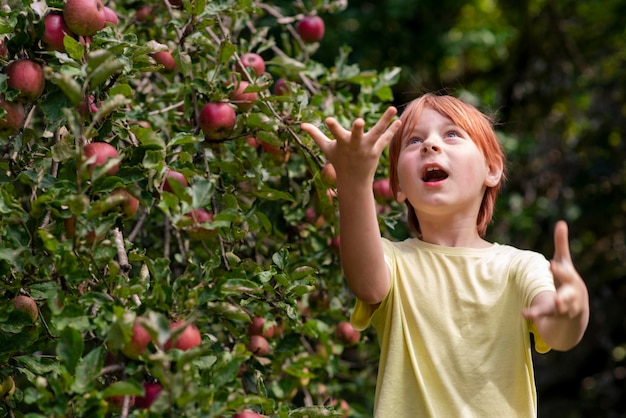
[516,250,557,353]
[350,238,394,331]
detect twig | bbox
[112,227,131,272]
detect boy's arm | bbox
[300,107,402,305]
[523,221,590,351]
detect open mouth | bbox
[422,166,449,183]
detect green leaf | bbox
[101,381,144,398]
[56,327,84,374]
[218,39,236,65]
[133,125,166,150]
[71,346,104,394]
[47,72,83,105]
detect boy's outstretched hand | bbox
[300,107,401,185]
[523,220,590,350]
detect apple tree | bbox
[0,0,402,416]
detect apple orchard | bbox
[0,0,403,417]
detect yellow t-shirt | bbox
[351,238,556,418]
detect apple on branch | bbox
[135,382,163,409]
[151,50,176,72]
[229,80,257,111]
[248,316,276,339]
[296,15,325,43]
[184,208,217,240]
[5,59,45,103]
[82,142,120,176]
[233,411,263,418]
[164,321,202,351]
[373,178,394,201]
[335,321,360,346]
[0,96,25,136]
[198,102,236,141]
[12,295,38,322]
[63,0,107,37]
[121,317,153,359]
[42,12,74,52]
[103,6,118,26]
[247,334,270,356]
[236,52,265,78]
[162,169,188,193]
[111,188,140,219]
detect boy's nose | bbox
[421,137,442,154]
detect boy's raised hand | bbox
[523,220,590,349]
[549,221,589,319]
[300,107,402,183]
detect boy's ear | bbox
[395,185,406,202]
[485,162,504,187]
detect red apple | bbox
[185,208,216,239]
[163,169,188,193]
[5,59,45,103]
[248,316,276,339]
[63,0,106,36]
[236,52,265,77]
[320,162,336,187]
[258,140,290,163]
[229,80,257,111]
[111,188,139,219]
[42,12,73,52]
[165,321,201,351]
[296,15,325,43]
[233,411,262,418]
[336,321,360,345]
[247,335,270,356]
[77,95,99,118]
[121,317,153,359]
[135,382,163,409]
[135,6,153,22]
[151,51,176,72]
[12,295,38,322]
[198,102,236,141]
[0,96,25,136]
[83,142,120,176]
[273,78,289,96]
[103,6,118,25]
[373,178,394,201]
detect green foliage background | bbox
[0,0,625,417]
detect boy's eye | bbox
[445,131,460,138]
[407,137,423,145]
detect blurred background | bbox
[315,0,626,416]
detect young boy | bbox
[300,94,589,417]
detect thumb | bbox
[300,122,334,156]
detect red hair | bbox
[388,94,506,237]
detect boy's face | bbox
[395,108,502,223]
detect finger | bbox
[373,119,402,154]
[300,122,334,155]
[553,220,572,263]
[367,106,398,138]
[522,304,555,321]
[554,285,577,316]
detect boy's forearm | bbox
[535,311,589,351]
[531,291,590,351]
[336,180,390,305]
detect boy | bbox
[300,94,589,417]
